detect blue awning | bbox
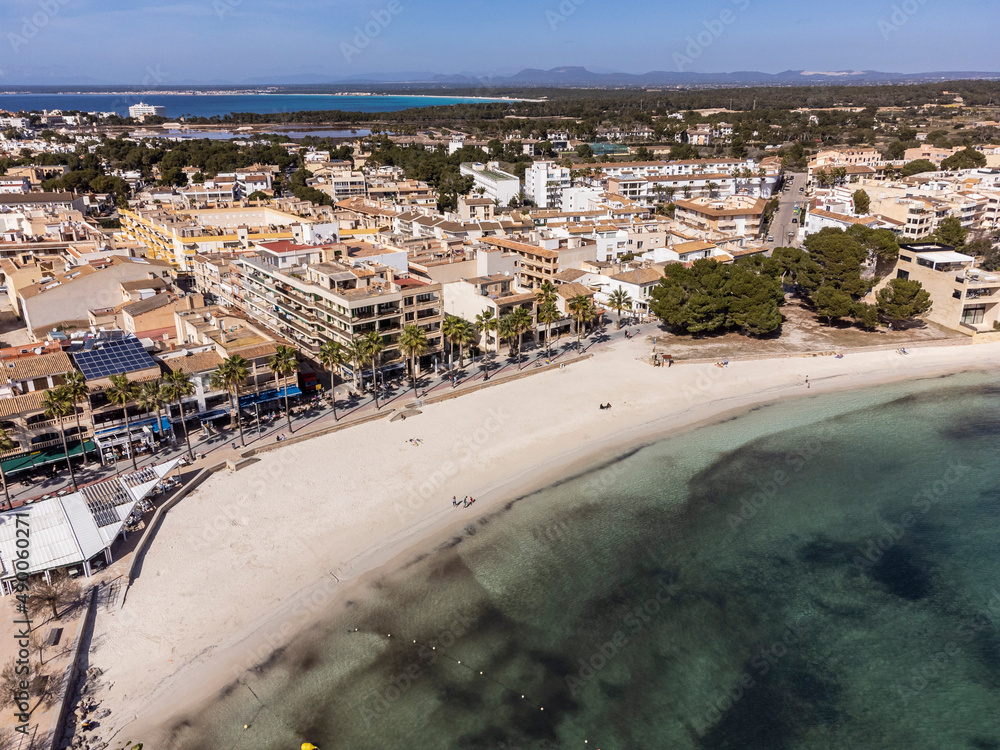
[94,416,171,437]
[238,386,302,408]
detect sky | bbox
[0,0,998,85]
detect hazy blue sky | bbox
[1,0,998,84]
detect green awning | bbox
[0,453,35,476]
[30,440,96,468]
[1,440,96,474]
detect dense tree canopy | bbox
[899,159,937,177]
[940,147,987,171]
[876,278,933,323]
[931,216,968,248]
[649,258,784,336]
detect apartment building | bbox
[128,103,166,118]
[314,169,367,202]
[811,148,883,168]
[869,197,937,240]
[479,236,596,290]
[903,144,961,167]
[569,158,754,180]
[881,243,1000,334]
[17,256,173,339]
[236,255,443,374]
[0,177,30,195]
[442,274,543,352]
[460,162,521,206]
[673,196,767,240]
[524,160,572,209]
[120,204,333,270]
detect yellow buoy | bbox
[302,744,319,750]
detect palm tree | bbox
[361,331,385,409]
[317,340,346,421]
[161,369,195,460]
[475,309,498,381]
[62,370,90,466]
[568,295,595,352]
[105,374,139,471]
[137,381,166,455]
[0,428,17,509]
[41,387,78,490]
[399,325,429,397]
[268,345,300,433]
[536,301,561,359]
[346,339,367,393]
[707,181,719,198]
[498,313,516,359]
[442,315,464,371]
[535,280,557,307]
[210,355,249,448]
[607,288,633,329]
[508,306,533,369]
[454,320,476,368]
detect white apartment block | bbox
[0,177,30,194]
[460,162,521,206]
[525,160,572,209]
[128,103,167,118]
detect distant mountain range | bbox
[5,66,1000,89]
[367,67,1000,88]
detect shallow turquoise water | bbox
[0,94,508,119]
[162,372,1000,750]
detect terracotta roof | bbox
[123,293,176,317]
[19,265,98,300]
[557,282,595,299]
[0,192,76,206]
[674,240,718,254]
[808,208,878,226]
[610,268,664,285]
[0,351,74,382]
[164,350,224,375]
[121,277,167,292]
[230,342,279,361]
[674,198,767,217]
[554,269,588,283]
[480,237,559,260]
[0,390,47,418]
[256,241,323,254]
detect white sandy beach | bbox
[90,337,1000,745]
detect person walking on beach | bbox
[805,376,810,389]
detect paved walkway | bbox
[4,323,654,507]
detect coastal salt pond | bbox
[160,371,1000,749]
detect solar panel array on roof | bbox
[73,337,157,381]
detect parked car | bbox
[767,235,775,242]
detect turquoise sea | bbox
[0,93,509,119]
[162,372,1000,749]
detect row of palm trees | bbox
[441,281,622,382]
[210,327,434,449]
[0,368,198,509]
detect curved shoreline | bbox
[93,340,1000,745]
